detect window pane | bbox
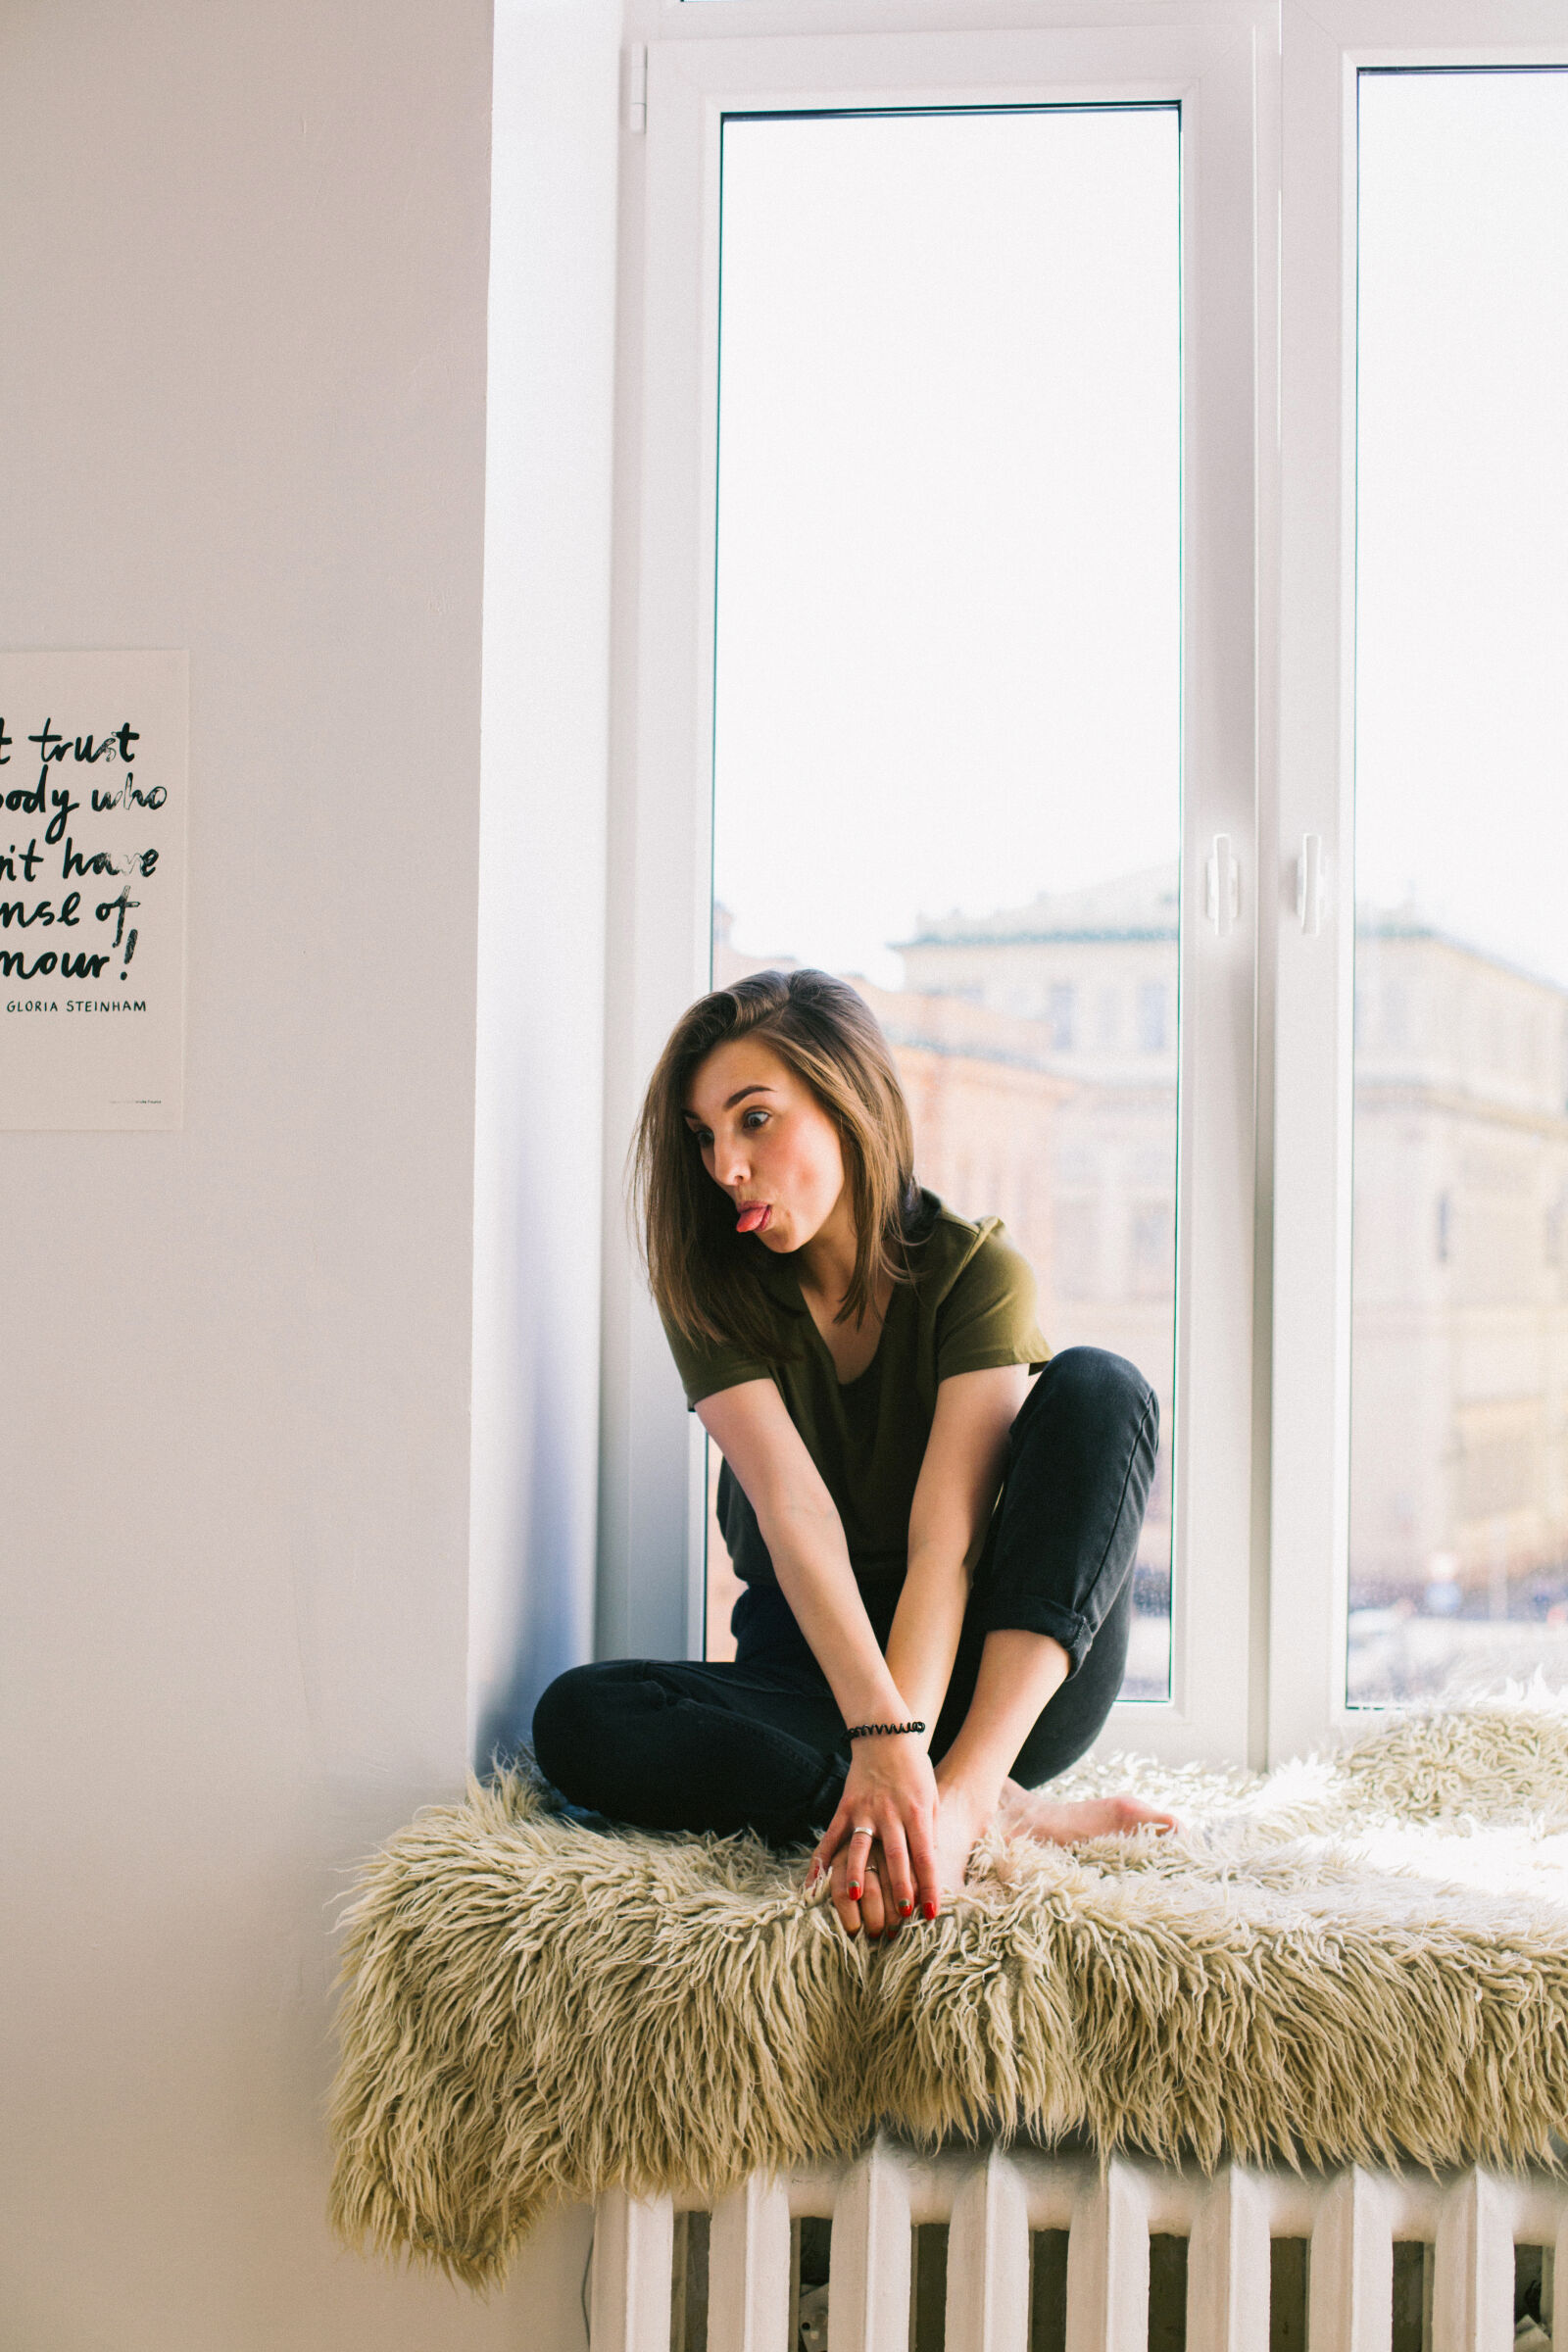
[1349,70,1568,1706]
[706,108,1182,1687]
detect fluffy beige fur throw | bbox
[328,1699,1568,2286]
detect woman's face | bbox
[682,1037,848,1254]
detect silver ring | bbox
[852,1825,875,1838]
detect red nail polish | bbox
[923,1901,938,1920]
[848,1884,861,1900]
[898,1900,913,1917]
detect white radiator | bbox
[589,2140,1567,2352]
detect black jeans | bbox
[532,1347,1158,1845]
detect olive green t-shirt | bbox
[661,1192,1049,1598]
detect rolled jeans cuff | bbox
[973,1592,1093,1677]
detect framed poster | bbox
[0,652,188,1130]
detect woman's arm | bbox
[698,1379,909,1726]
[698,1379,941,1925]
[883,1363,1030,1727]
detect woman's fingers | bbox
[828,1824,877,1935]
[806,1827,840,1889]
[828,1846,859,1935]
[874,1821,916,1929]
[831,1873,860,1936]
[806,1802,859,1891]
[813,1799,946,1937]
[842,1821,875,1903]
[808,1806,853,1885]
[826,1839,898,1939]
[904,1808,943,1921]
[824,1839,951,1938]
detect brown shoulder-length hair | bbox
[631,967,927,1363]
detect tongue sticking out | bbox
[736,1203,769,1235]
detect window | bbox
[704,102,1181,1683]
[1346,66,1568,1709]
[1269,2,1568,1763]
[605,17,1259,1763]
[601,0,1568,1767]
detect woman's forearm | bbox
[759,1497,909,1728]
[883,1544,969,1744]
[884,1366,1025,1749]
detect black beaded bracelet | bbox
[845,1719,926,1740]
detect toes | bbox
[1112,1796,1180,1835]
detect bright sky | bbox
[710,75,1568,992]
[1355,70,1568,988]
[712,106,1181,987]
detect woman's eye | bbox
[741,1109,769,1131]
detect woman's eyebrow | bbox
[682,1084,775,1125]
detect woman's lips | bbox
[736,1202,770,1235]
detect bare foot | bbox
[930,1784,993,1897]
[997,1781,1179,1844]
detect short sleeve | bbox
[934,1224,1050,1385]
[660,1310,775,1412]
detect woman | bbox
[533,968,1173,1938]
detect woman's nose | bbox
[713,1134,750,1188]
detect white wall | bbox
[1,3,596,2342]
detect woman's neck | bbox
[796,1192,863,1317]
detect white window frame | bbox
[600,7,1272,1766]
[1268,0,1568,1764]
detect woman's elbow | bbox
[905,1528,981,1586]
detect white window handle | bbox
[1204,834,1240,936]
[1297,833,1328,936]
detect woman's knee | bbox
[996,1348,1160,1573]
[531,1662,616,1796]
[1019,1347,1157,1450]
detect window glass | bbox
[1349,69,1568,1705]
[706,107,1183,1687]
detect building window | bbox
[1130,1201,1175,1297]
[1053,1200,1100,1300]
[1547,1193,1567,1271]
[1047,983,1076,1054]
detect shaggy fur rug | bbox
[328,1698,1568,2286]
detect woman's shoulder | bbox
[911,1191,1049,1375]
[659,1256,804,1409]
[906,1190,1032,1299]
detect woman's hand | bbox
[808,1738,942,1936]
